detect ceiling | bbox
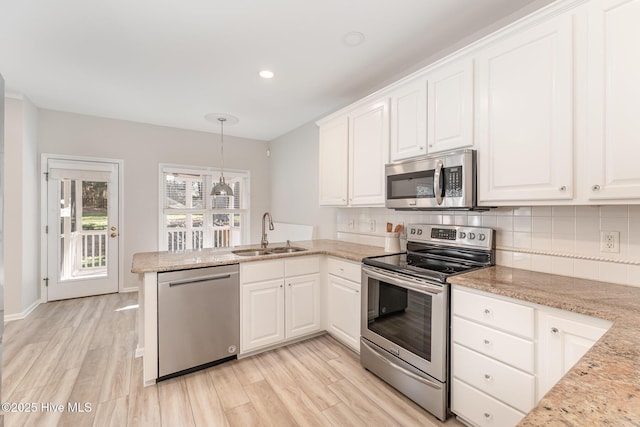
[0,0,554,141]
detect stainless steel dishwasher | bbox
[157,264,239,380]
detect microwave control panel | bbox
[444,166,463,197]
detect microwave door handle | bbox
[434,160,443,205]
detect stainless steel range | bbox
[360,224,495,421]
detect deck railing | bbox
[167,226,231,251]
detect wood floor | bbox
[1,292,462,427]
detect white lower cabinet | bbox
[326,257,362,352]
[536,308,610,400]
[451,287,534,426]
[451,285,612,427]
[241,257,320,353]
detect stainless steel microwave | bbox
[385,149,482,210]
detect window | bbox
[159,164,249,251]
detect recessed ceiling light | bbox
[259,70,274,79]
[342,31,365,47]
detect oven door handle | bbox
[363,267,443,295]
[361,339,443,390]
[434,159,444,205]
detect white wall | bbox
[268,121,336,239]
[38,109,270,290]
[4,96,39,317]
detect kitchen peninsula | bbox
[133,240,640,426]
[132,239,390,385]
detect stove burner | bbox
[406,256,473,274]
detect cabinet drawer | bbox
[327,257,361,283]
[452,378,526,427]
[285,256,320,277]
[452,288,534,339]
[241,259,284,284]
[453,344,535,413]
[452,316,534,373]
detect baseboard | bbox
[4,299,42,322]
[121,286,139,293]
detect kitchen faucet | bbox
[261,212,274,248]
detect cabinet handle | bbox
[484,374,493,382]
[280,284,283,288]
[559,186,567,192]
[592,185,601,192]
[483,339,491,345]
[288,283,291,287]
[356,290,360,293]
[551,327,559,335]
[484,413,493,420]
[483,308,492,316]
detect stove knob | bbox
[479,234,486,241]
[417,229,423,235]
[459,232,467,239]
[468,232,476,240]
[410,228,416,235]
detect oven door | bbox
[361,266,448,382]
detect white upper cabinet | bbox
[585,0,640,201]
[427,58,474,154]
[477,14,574,203]
[389,79,427,161]
[318,116,349,206]
[348,98,390,206]
[317,98,389,207]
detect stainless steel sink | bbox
[268,246,307,254]
[231,249,272,257]
[231,246,307,257]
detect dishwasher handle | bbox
[162,273,236,287]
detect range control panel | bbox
[407,224,494,249]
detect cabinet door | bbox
[390,79,427,161]
[318,116,349,205]
[348,99,390,206]
[536,310,609,400]
[477,14,574,203]
[427,58,474,154]
[586,0,640,201]
[327,275,361,352]
[241,279,284,352]
[285,274,321,339]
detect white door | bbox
[285,274,321,339]
[46,159,120,301]
[348,98,389,206]
[585,0,640,201]
[477,14,574,203]
[240,279,284,352]
[318,116,349,206]
[427,58,474,154]
[389,79,427,161]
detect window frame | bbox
[158,163,250,251]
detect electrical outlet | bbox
[600,231,620,253]
[348,219,355,229]
[370,220,376,232]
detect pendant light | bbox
[205,113,239,197]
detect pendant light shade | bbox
[205,114,239,197]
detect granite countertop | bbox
[449,266,640,426]
[131,239,390,273]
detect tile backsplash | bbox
[337,206,640,287]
